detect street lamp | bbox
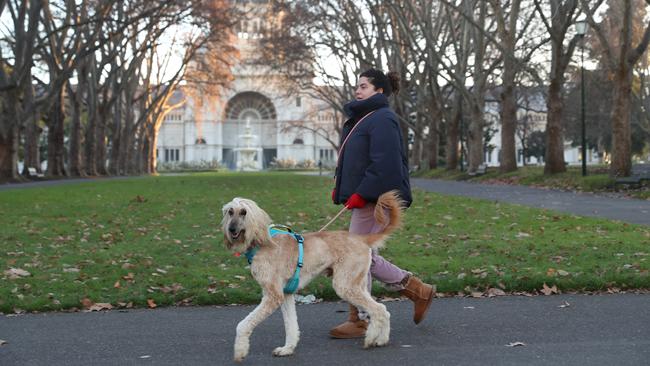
[576,19,588,176]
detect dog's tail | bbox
[362,190,404,248]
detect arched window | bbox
[224,92,277,121]
[293,138,304,145]
[195,138,207,145]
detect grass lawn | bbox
[414,165,650,200]
[1,172,649,313]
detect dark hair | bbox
[359,68,400,96]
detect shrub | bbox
[156,159,222,172]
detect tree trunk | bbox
[68,84,84,177]
[119,95,134,174]
[0,104,19,182]
[22,85,42,175]
[427,129,438,169]
[145,126,155,174]
[467,102,485,172]
[427,98,439,170]
[108,98,122,175]
[610,66,633,177]
[544,77,567,174]
[45,90,67,177]
[499,72,518,172]
[445,96,461,170]
[95,112,108,176]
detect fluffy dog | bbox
[221,191,403,362]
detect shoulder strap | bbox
[335,111,376,171]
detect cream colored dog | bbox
[221,191,403,362]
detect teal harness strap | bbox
[244,246,258,265]
[267,224,304,294]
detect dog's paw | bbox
[234,350,247,363]
[363,334,389,348]
[234,340,249,362]
[272,346,295,357]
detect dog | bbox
[221,191,403,362]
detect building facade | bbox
[156,5,338,170]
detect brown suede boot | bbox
[329,304,368,339]
[399,275,435,324]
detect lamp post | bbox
[576,20,588,176]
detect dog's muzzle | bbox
[228,225,244,240]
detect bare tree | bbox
[533,0,582,174]
[0,0,42,181]
[581,0,650,177]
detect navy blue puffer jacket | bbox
[333,93,413,207]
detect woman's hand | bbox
[345,193,367,209]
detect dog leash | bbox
[318,206,348,232]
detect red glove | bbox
[331,189,336,203]
[345,193,367,209]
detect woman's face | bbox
[355,76,383,100]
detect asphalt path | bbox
[411,178,650,226]
[2,174,650,365]
[2,294,649,366]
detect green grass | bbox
[414,165,621,192]
[1,172,649,313]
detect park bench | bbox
[27,167,44,178]
[614,175,650,189]
[468,163,488,176]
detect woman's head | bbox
[355,68,400,100]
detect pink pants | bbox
[350,203,408,293]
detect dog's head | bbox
[221,197,273,252]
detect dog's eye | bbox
[240,209,246,216]
[228,208,234,216]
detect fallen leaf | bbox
[147,299,157,308]
[114,281,121,289]
[541,283,558,296]
[81,298,94,309]
[132,195,146,203]
[486,288,506,297]
[558,301,571,308]
[506,342,526,347]
[557,270,570,277]
[0,340,7,346]
[88,303,113,312]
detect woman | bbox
[330,68,434,338]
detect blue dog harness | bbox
[243,224,304,294]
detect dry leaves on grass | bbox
[147,299,157,309]
[4,268,31,279]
